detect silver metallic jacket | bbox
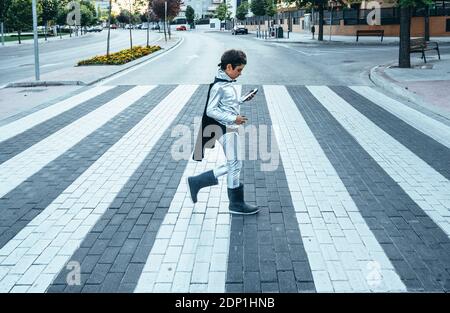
[206,69,243,130]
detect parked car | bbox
[110,24,118,29]
[176,25,187,31]
[232,25,248,35]
[151,25,160,30]
[86,25,103,32]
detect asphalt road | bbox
[0,29,162,86]
[2,29,449,87]
[104,30,402,86]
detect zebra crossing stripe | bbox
[0,86,115,144]
[135,86,244,293]
[0,86,155,199]
[135,147,230,293]
[349,86,450,148]
[0,85,199,292]
[264,85,406,292]
[308,86,450,237]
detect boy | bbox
[189,49,259,215]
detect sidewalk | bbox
[250,30,450,45]
[0,32,93,47]
[370,53,450,121]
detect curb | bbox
[3,35,182,89]
[5,81,86,88]
[249,33,398,46]
[369,64,450,121]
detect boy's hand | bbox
[243,93,255,102]
[235,115,248,125]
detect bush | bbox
[77,45,162,66]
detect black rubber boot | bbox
[228,183,259,215]
[187,170,218,203]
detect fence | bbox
[244,4,450,27]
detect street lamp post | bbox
[32,0,40,81]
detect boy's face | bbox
[225,64,245,80]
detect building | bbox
[178,0,241,20]
[243,0,450,37]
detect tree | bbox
[117,10,131,24]
[236,1,249,21]
[6,0,37,44]
[0,0,12,26]
[250,0,266,27]
[40,0,58,40]
[215,1,232,29]
[282,0,326,41]
[185,5,195,27]
[398,0,430,68]
[151,0,181,41]
[251,0,266,16]
[265,0,276,28]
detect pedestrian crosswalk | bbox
[0,84,449,293]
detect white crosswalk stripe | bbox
[136,147,230,293]
[0,85,198,292]
[264,85,406,292]
[0,84,448,293]
[0,86,115,144]
[350,86,450,148]
[309,86,450,237]
[0,86,155,199]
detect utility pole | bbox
[32,0,40,81]
[329,1,333,41]
[146,2,150,47]
[107,0,112,56]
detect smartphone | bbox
[242,88,258,102]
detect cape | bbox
[192,77,231,161]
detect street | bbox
[0,28,449,294]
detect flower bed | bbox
[77,45,162,66]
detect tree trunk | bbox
[18,29,21,44]
[129,26,133,50]
[399,6,411,68]
[318,3,324,41]
[424,6,430,41]
[163,18,167,42]
[44,23,47,41]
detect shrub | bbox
[77,45,162,65]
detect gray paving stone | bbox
[0,86,174,250]
[47,85,208,291]
[287,85,450,292]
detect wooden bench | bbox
[356,29,384,42]
[410,37,441,63]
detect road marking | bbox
[309,86,450,238]
[0,85,199,293]
[350,86,450,148]
[0,86,154,199]
[0,86,115,143]
[264,85,406,292]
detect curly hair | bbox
[218,49,247,70]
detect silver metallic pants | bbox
[213,132,241,189]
